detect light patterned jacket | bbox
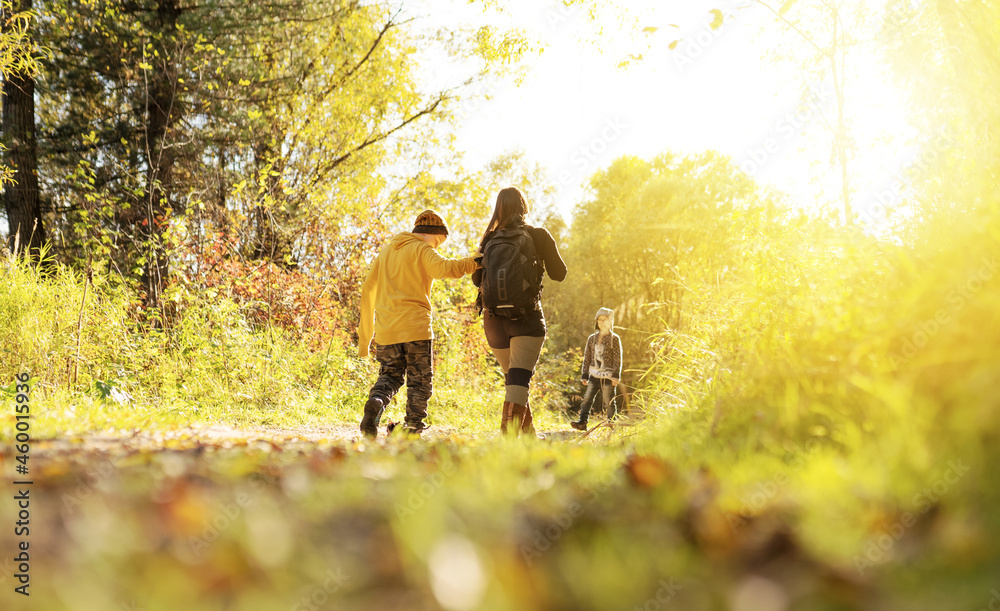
[581,331,622,382]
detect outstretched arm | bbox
[421,245,478,279]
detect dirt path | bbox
[28,422,585,458]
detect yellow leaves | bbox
[247,108,262,121]
[709,9,725,31]
[779,0,799,16]
[232,180,248,196]
[238,78,251,87]
[138,61,152,70]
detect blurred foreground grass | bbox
[1,417,998,611]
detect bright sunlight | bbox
[431,0,915,231]
[1,0,998,610]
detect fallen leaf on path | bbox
[623,454,677,489]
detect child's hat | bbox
[594,307,614,330]
[413,209,449,236]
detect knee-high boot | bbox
[508,402,527,435]
[500,401,514,434]
[521,400,535,434]
[511,401,543,439]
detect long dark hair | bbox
[479,187,528,250]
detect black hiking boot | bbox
[570,420,588,431]
[360,396,384,440]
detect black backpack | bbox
[480,226,543,319]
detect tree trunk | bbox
[2,0,45,260]
[140,0,181,315]
[248,139,297,267]
[829,9,852,226]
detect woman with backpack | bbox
[473,186,567,437]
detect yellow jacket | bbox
[358,233,477,357]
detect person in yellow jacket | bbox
[358,210,479,439]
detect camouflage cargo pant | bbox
[368,339,433,428]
